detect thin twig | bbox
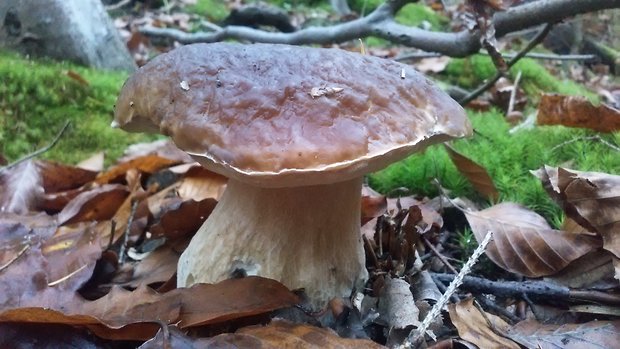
[395,51,597,63]
[459,23,553,105]
[1,121,70,172]
[422,236,458,274]
[105,0,132,11]
[400,231,493,348]
[550,135,620,153]
[118,199,139,264]
[47,264,89,286]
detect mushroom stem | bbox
[177,177,368,308]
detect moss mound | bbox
[0,52,153,165]
[369,110,620,225]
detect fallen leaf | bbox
[230,320,383,348]
[149,199,217,240]
[37,160,98,193]
[177,166,227,201]
[465,202,600,277]
[445,144,499,201]
[118,139,194,164]
[534,166,620,259]
[537,94,620,132]
[0,277,299,341]
[0,160,44,214]
[57,184,129,225]
[507,319,620,349]
[66,70,90,86]
[77,152,105,172]
[361,185,387,225]
[95,155,180,185]
[378,277,419,329]
[449,298,520,349]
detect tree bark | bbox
[0,0,135,72]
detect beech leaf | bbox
[507,319,620,349]
[537,94,620,132]
[445,144,499,201]
[465,202,600,277]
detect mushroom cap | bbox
[114,43,472,187]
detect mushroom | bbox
[113,43,472,308]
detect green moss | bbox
[395,4,448,30]
[187,0,230,22]
[369,110,620,225]
[0,51,153,165]
[444,55,597,101]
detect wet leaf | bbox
[445,144,499,201]
[537,94,620,132]
[449,298,520,349]
[464,202,600,277]
[0,160,44,214]
[149,198,217,240]
[507,319,620,349]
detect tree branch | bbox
[139,0,620,57]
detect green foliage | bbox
[444,55,597,101]
[369,110,620,225]
[187,0,230,22]
[395,4,448,29]
[0,51,153,165]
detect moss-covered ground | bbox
[370,110,620,226]
[0,51,154,165]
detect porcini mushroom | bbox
[113,43,472,308]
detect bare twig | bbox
[400,231,493,348]
[395,51,597,63]
[1,121,70,172]
[459,23,553,105]
[550,135,620,153]
[105,0,132,11]
[139,0,620,57]
[422,236,458,274]
[47,264,89,286]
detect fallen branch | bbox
[139,0,620,57]
[458,23,553,105]
[432,273,620,306]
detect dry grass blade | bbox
[444,144,499,201]
[464,203,600,277]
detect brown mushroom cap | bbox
[114,43,472,187]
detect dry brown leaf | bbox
[507,319,620,349]
[378,277,419,329]
[57,184,129,225]
[118,139,194,164]
[0,160,44,214]
[547,250,615,289]
[361,185,387,225]
[95,155,180,185]
[0,277,299,341]
[445,144,499,201]
[149,199,217,240]
[537,94,620,132]
[37,160,98,193]
[234,320,383,348]
[66,70,89,86]
[534,166,620,259]
[124,245,179,288]
[177,166,227,201]
[77,152,105,172]
[465,202,600,277]
[449,298,519,349]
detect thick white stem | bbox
[177,178,368,308]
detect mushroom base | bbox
[177,177,368,309]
